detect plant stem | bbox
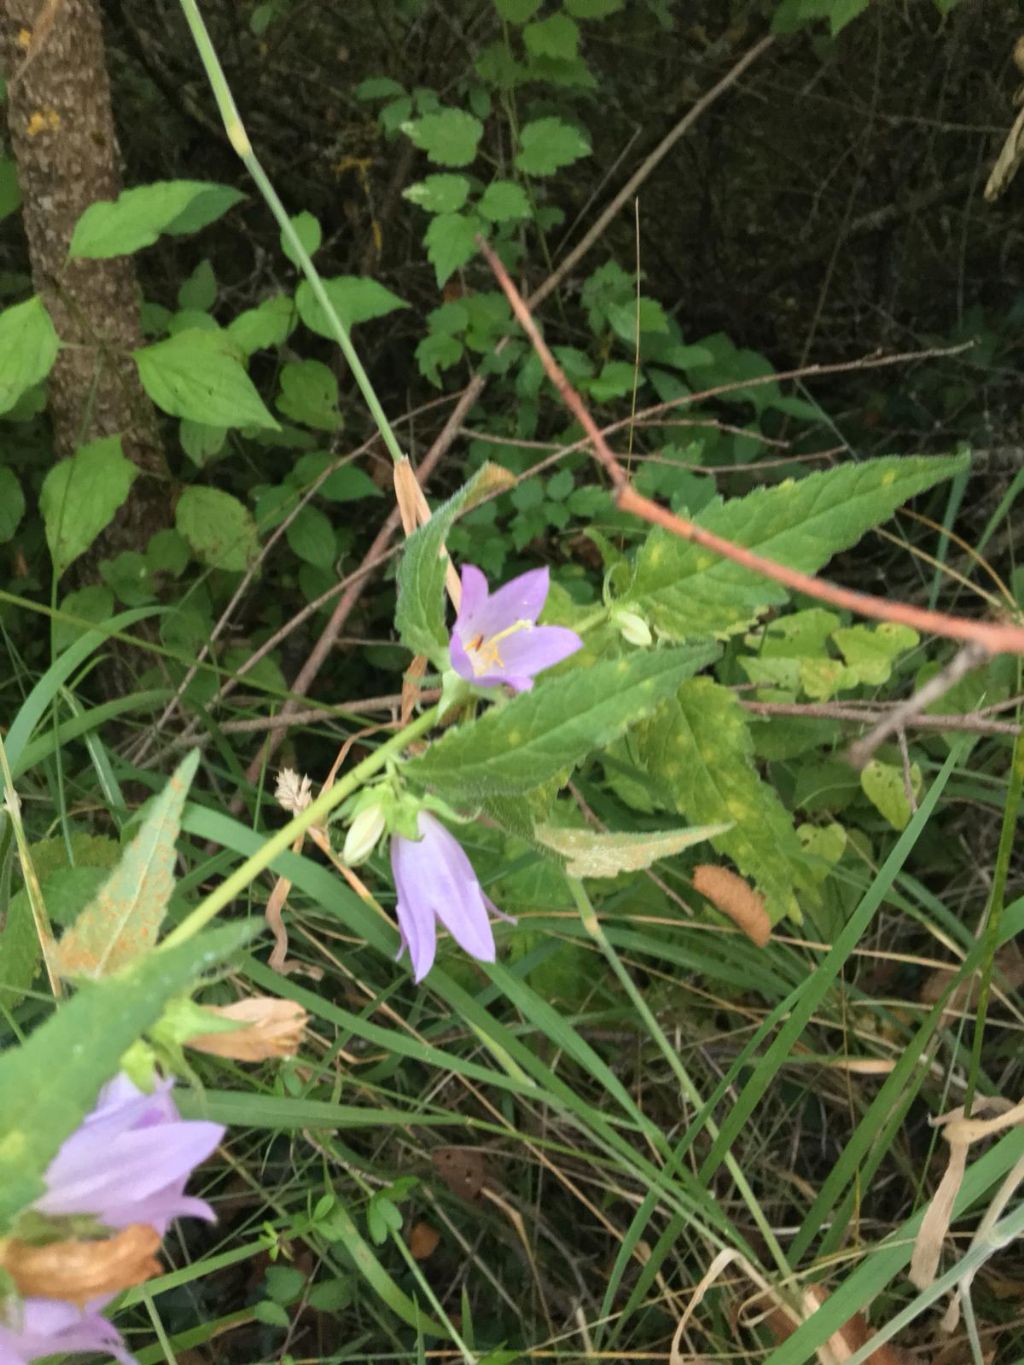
[567,873,793,1280]
[176,0,405,466]
[162,705,440,949]
[963,724,1024,1115]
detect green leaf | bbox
[635,678,811,922]
[416,332,464,387]
[134,330,279,430]
[477,180,531,222]
[424,212,483,287]
[0,887,40,1009]
[0,296,59,414]
[514,117,591,175]
[566,0,623,14]
[40,436,138,577]
[176,486,260,572]
[403,175,470,213]
[829,0,870,33]
[227,294,296,354]
[180,419,227,467]
[53,752,200,978]
[524,13,580,59]
[832,622,919,686]
[0,467,25,541]
[624,454,968,641]
[0,922,254,1229]
[0,158,22,221]
[395,463,515,664]
[403,109,484,167]
[253,1300,290,1329]
[295,275,408,339]
[276,359,342,431]
[495,0,541,19]
[861,758,921,831]
[286,506,336,570]
[407,644,719,799]
[69,180,244,258]
[318,465,385,502]
[356,76,405,101]
[281,210,321,267]
[535,821,731,877]
[177,258,217,312]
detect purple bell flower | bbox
[0,1297,136,1365]
[33,1074,224,1237]
[391,812,511,983]
[449,564,582,693]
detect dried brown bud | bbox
[187,997,309,1061]
[692,865,771,947]
[0,1224,160,1305]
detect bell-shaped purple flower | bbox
[391,812,510,983]
[33,1074,224,1237]
[449,564,582,693]
[0,1297,136,1365]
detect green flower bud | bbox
[343,801,386,866]
[613,608,652,647]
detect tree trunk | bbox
[1,0,169,563]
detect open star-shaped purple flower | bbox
[0,1297,137,1365]
[391,812,511,983]
[34,1074,224,1237]
[449,564,582,693]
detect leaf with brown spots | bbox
[53,751,200,978]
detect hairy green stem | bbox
[566,874,792,1280]
[176,0,405,466]
[163,704,440,949]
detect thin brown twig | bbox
[478,235,1024,659]
[740,699,1020,738]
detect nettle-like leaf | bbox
[524,12,580,59]
[515,117,591,175]
[566,0,623,14]
[535,822,731,877]
[227,294,296,355]
[176,486,260,572]
[624,454,968,641]
[40,436,138,577]
[403,109,484,167]
[861,757,922,831]
[395,463,515,664]
[403,174,470,213]
[0,922,253,1230]
[634,678,814,922]
[406,643,720,800]
[53,751,200,979]
[69,180,245,259]
[0,295,59,413]
[478,180,531,223]
[295,275,408,338]
[495,0,542,20]
[425,212,484,286]
[134,329,279,430]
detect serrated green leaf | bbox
[69,181,244,258]
[295,275,408,338]
[832,622,919,686]
[566,0,623,14]
[477,180,531,223]
[134,329,279,430]
[535,821,731,877]
[0,467,25,541]
[356,76,405,101]
[416,331,464,387]
[276,359,341,431]
[515,117,590,175]
[635,678,812,921]
[227,294,296,354]
[53,752,200,978]
[0,886,40,1009]
[319,465,384,502]
[524,12,579,58]
[403,109,483,167]
[407,644,719,799]
[395,463,515,663]
[0,921,254,1229]
[0,296,59,414]
[861,758,921,831]
[402,175,470,213]
[40,436,138,577]
[624,454,968,640]
[424,212,483,286]
[176,486,260,571]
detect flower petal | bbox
[391,833,438,983]
[0,1299,136,1365]
[454,563,489,635]
[447,627,476,684]
[466,566,550,640]
[416,815,496,966]
[467,623,583,689]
